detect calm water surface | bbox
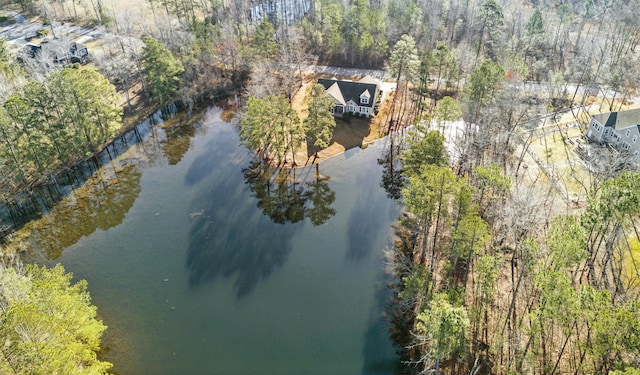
[27,107,401,374]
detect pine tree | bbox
[303,83,336,161]
[141,36,185,108]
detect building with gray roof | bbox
[317,76,380,117]
[586,108,640,157]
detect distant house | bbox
[22,41,89,64]
[586,108,640,157]
[317,76,380,117]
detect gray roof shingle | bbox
[593,107,640,130]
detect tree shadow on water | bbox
[346,180,396,262]
[184,135,233,187]
[183,120,305,297]
[185,158,300,297]
[186,206,298,297]
[361,271,405,375]
[186,151,338,298]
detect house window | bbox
[360,96,369,105]
[626,129,631,137]
[604,128,611,135]
[634,135,638,143]
[623,142,631,150]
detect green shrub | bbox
[0,14,15,26]
[36,28,50,37]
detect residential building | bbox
[22,41,89,64]
[586,108,640,157]
[317,76,380,117]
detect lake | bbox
[21,106,402,374]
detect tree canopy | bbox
[389,34,419,85]
[251,20,279,60]
[240,95,303,166]
[303,83,336,158]
[141,36,184,108]
[1,66,122,183]
[0,264,111,374]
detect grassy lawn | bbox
[554,164,592,199]
[331,116,373,149]
[525,123,592,201]
[529,135,570,165]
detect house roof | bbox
[318,77,379,108]
[593,108,640,130]
[325,82,346,106]
[23,40,89,62]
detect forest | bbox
[1,0,639,188]
[0,0,639,372]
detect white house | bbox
[317,76,380,117]
[586,108,640,157]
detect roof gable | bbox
[358,75,380,85]
[325,82,345,105]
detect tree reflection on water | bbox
[159,110,206,166]
[186,156,338,298]
[17,161,143,261]
[242,160,336,226]
[243,161,307,224]
[378,134,406,201]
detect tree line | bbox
[3,0,637,174]
[0,65,122,186]
[7,0,639,113]
[389,143,640,373]
[382,42,640,375]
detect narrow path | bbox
[302,64,388,81]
